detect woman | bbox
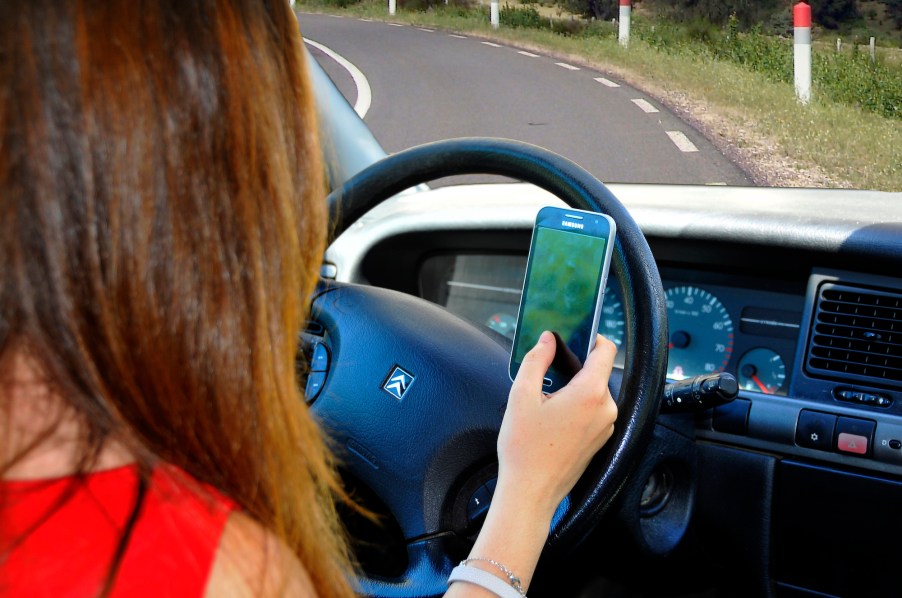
[0,1,618,596]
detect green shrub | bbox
[815,48,902,118]
[636,13,902,120]
[311,0,362,8]
[500,4,543,28]
[399,0,473,11]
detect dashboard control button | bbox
[305,371,327,401]
[837,433,868,455]
[796,410,837,451]
[835,416,876,457]
[713,398,751,435]
[889,439,901,450]
[834,387,892,408]
[311,342,330,372]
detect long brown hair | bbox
[0,0,353,595]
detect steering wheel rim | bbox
[320,138,667,595]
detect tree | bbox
[811,0,860,29]
[883,0,902,28]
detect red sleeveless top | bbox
[0,464,235,597]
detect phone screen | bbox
[512,224,610,385]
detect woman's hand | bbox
[445,332,618,597]
[497,331,618,518]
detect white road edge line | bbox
[388,23,404,27]
[594,77,620,88]
[482,41,502,47]
[666,131,700,153]
[555,62,580,70]
[449,34,468,38]
[631,98,659,113]
[518,51,539,57]
[304,39,372,119]
[418,27,435,32]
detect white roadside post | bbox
[389,0,396,15]
[618,0,631,47]
[870,37,876,63]
[491,0,500,29]
[793,1,812,105]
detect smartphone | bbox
[509,206,616,392]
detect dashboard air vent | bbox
[806,283,902,387]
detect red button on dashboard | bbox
[837,432,868,455]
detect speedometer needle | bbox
[751,374,772,394]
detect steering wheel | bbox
[313,138,667,596]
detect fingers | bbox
[510,331,555,398]
[566,334,617,397]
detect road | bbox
[298,12,751,186]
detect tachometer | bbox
[665,286,734,380]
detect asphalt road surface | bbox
[298,12,751,186]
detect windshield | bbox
[296,0,900,192]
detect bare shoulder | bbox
[205,511,318,597]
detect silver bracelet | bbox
[459,558,526,596]
[448,564,526,598]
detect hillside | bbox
[573,0,902,46]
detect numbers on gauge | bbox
[665,285,734,380]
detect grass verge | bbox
[297,1,902,191]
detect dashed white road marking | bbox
[482,41,502,47]
[666,131,700,153]
[518,51,539,57]
[594,77,620,88]
[631,99,659,113]
[449,34,468,38]
[555,62,580,70]
[326,14,343,18]
[304,39,372,118]
[359,18,373,22]
[388,23,404,27]
[706,182,727,186]
[418,27,434,32]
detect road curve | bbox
[298,12,751,186]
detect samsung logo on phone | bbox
[561,220,585,229]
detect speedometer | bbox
[665,286,734,380]
[598,282,625,349]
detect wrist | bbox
[466,483,556,593]
[492,474,561,522]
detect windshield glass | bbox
[296,0,900,192]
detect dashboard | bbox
[323,181,902,596]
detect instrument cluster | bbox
[420,254,805,396]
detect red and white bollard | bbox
[793,1,812,105]
[619,0,631,47]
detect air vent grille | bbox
[807,284,902,386]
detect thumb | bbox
[512,330,556,395]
